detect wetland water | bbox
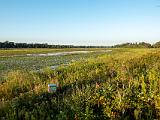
[26,51,94,56]
[26,50,112,57]
[0,50,112,72]
[1,50,112,57]
[47,50,112,70]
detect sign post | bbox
[48,84,57,93]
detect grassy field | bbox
[0,48,107,56]
[0,48,110,82]
[1,48,160,120]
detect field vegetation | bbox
[0,48,105,56]
[0,48,160,119]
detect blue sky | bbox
[0,0,160,46]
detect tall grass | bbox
[1,48,160,119]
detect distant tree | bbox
[153,41,160,48]
[113,42,152,48]
[0,41,109,48]
[139,42,152,48]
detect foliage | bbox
[0,41,109,49]
[113,42,152,48]
[1,48,160,119]
[153,41,160,48]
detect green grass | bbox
[1,48,160,120]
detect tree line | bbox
[112,41,160,48]
[1,41,160,48]
[0,41,109,48]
